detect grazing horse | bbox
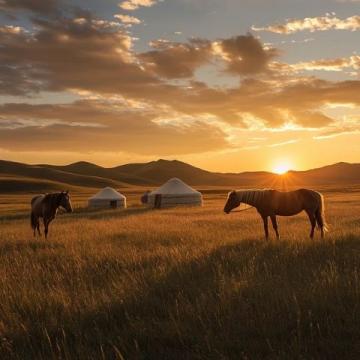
[224,189,327,239]
[31,191,73,238]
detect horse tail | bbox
[315,193,328,233]
[30,211,37,230]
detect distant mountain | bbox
[0,174,84,193]
[288,162,360,185]
[45,161,155,186]
[0,159,359,193]
[0,160,126,192]
[114,159,223,185]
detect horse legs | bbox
[262,215,269,240]
[44,218,50,239]
[37,222,41,236]
[44,217,54,239]
[306,210,316,239]
[270,215,280,239]
[33,219,42,237]
[315,208,325,238]
[31,212,38,237]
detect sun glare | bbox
[272,161,293,175]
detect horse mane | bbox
[43,192,62,210]
[235,189,272,206]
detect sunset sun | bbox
[272,161,293,175]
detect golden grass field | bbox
[0,187,360,359]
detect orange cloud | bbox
[252,15,360,33]
[291,56,360,73]
[118,0,159,11]
[114,14,142,24]
[0,100,229,155]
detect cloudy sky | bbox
[0,0,359,172]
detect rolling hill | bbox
[44,161,154,186]
[0,160,126,193]
[0,159,359,193]
[51,159,224,186]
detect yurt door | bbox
[110,200,117,209]
[154,194,162,209]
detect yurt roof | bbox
[150,178,200,195]
[89,187,125,200]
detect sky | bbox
[0,0,359,172]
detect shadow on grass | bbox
[0,205,153,224]
[3,235,360,359]
[0,212,29,222]
[0,240,65,255]
[66,205,153,221]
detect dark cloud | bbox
[0,21,275,99]
[0,16,161,96]
[139,39,212,79]
[139,34,277,79]
[218,34,278,75]
[0,0,60,15]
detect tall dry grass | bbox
[0,190,359,359]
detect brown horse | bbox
[224,189,327,239]
[31,191,73,238]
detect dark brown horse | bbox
[31,191,73,238]
[224,189,327,239]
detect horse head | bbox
[60,191,73,213]
[224,190,241,214]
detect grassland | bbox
[0,188,359,359]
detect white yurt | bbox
[88,187,126,209]
[147,178,202,208]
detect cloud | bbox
[314,114,360,139]
[0,0,60,14]
[268,139,299,147]
[114,14,142,24]
[0,25,24,34]
[314,129,360,139]
[0,8,359,142]
[173,78,360,130]
[274,56,360,74]
[0,16,158,96]
[140,39,212,78]
[252,15,360,33]
[140,34,277,79]
[0,117,105,130]
[0,100,229,155]
[299,56,360,72]
[290,111,334,127]
[212,34,279,75]
[118,0,159,11]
